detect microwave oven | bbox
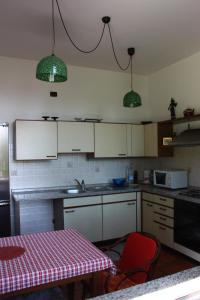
[153,170,188,189]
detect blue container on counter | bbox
[112,177,126,187]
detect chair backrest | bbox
[119,232,161,284]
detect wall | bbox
[149,51,200,186]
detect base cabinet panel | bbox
[154,222,174,248]
[102,201,136,240]
[142,200,156,235]
[64,205,102,242]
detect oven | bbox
[174,198,200,255]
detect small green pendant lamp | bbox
[36,0,67,82]
[123,48,141,107]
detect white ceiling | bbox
[1,0,200,75]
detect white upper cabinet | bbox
[15,120,57,160]
[144,123,158,157]
[94,123,127,157]
[127,124,144,157]
[58,121,94,153]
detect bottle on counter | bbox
[126,166,134,185]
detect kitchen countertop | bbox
[12,183,200,204]
[90,266,200,300]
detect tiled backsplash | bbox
[9,144,160,190]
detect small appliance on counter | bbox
[143,170,153,185]
[153,169,188,189]
[126,166,138,184]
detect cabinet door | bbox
[131,125,144,156]
[15,120,57,160]
[103,201,136,240]
[94,123,127,157]
[142,201,156,235]
[154,222,173,248]
[64,205,102,242]
[144,123,158,157]
[58,122,94,153]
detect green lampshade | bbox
[36,54,67,82]
[123,90,142,107]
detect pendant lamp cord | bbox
[131,55,133,89]
[107,23,131,71]
[52,0,56,54]
[55,0,131,70]
[55,0,106,53]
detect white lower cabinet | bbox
[64,205,102,242]
[102,193,137,240]
[62,196,102,242]
[142,192,174,248]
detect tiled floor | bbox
[152,246,198,279]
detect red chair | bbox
[100,232,161,293]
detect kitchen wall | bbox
[149,51,200,186]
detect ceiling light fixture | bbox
[36,0,67,82]
[123,48,142,107]
[36,0,142,107]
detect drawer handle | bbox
[159,207,166,211]
[147,203,153,207]
[159,226,166,231]
[72,149,81,152]
[160,197,167,202]
[65,210,75,213]
[127,202,135,206]
[46,155,56,158]
[118,153,126,156]
[160,216,166,221]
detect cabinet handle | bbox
[147,203,153,207]
[65,210,75,213]
[159,207,166,211]
[46,155,56,158]
[160,216,167,221]
[127,202,136,205]
[159,226,166,231]
[118,153,126,156]
[159,197,167,202]
[72,149,81,152]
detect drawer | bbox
[102,192,136,203]
[153,213,174,227]
[142,192,154,202]
[153,194,174,207]
[63,196,102,207]
[142,192,174,207]
[154,222,173,248]
[154,204,174,217]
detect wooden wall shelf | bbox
[160,114,200,125]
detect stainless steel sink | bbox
[86,185,113,192]
[61,188,82,194]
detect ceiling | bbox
[1,0,200,75]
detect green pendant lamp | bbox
[123,48,141,107]
[36,0,67,82]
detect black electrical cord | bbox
[52,0,56,54]
[55,0,106,54]
[55,0,132,71]
[107,23,131,71]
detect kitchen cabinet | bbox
[142,192,174,248]
[55,196,102,242]
[15,120,57,160]
[127,124,144,157]
[94,123,127,157]
[58,121,94,153]
[144,122,173,157]
[102,193,137,240]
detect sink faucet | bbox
[74,179,86,192]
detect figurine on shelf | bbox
[168,98,177,120]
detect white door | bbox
[144,123,158,157]
[131,125,144,156]
[58,121,94,153]
[142,201,156,235]
[103,201,136,240]
[64,205,102,242]
[15,120,57,160]
[94,123,127,157]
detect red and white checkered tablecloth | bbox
[0,229,116,294]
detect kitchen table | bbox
[0,229,116,298]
